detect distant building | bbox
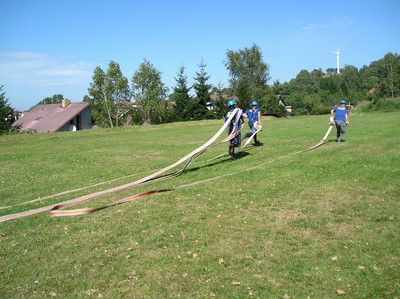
[13,110,24,120]
[13,100,92,133]
[368,87,381,95]
[277,95,293,113]
[207,93,239,110]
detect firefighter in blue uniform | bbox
[224,99,245,159]
[244,101,262,145]
[331,99,349,143]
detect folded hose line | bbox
[1,115,334,223]
[0,169,159,210]
[242,130,259,147]
[50,125,332,217]
[307,123,334,150]
[0,109,240,223]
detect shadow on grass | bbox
[326,139,337,144]
[184,147,256,174]
[327,139,346,143]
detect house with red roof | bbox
[13,100,92,133]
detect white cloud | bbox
[0,51,94,87]
[294,16,353,31]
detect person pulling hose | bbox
[331,99,349,143]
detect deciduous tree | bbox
[225,44,270,108]
[131,59,169,125]
[31,94,65,110]
[88,61,131,127]
[379,52,400,98]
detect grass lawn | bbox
[0,111,399,298]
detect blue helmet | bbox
[340,99,346,104]
[227,99,236,107]
[251,101,258,106]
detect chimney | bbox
[62,99,71,108]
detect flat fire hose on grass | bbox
[0,114,244,213]
[0,109,242,222]
[50,121,335,217]
[307,120,334,150]
[0,113,335,223]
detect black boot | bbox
[254,134,260,145]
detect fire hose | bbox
[0,109,241,222]
[0,114,334,223]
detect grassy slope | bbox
[0,112,399,298]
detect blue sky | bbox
[1,0,399,110]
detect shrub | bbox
[294,108,309,115]
[356,98,400,113]
[310,106,331,115]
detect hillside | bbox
[1,112,399,298]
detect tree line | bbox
[272,51,400,116]
[1,45,399,133]
[85,46,400,127]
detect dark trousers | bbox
[335,120,346,139]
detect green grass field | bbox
[1,112,399,298]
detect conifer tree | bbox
[192,58,212,119]
[0,86,14,134]
[172,66,192,120]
